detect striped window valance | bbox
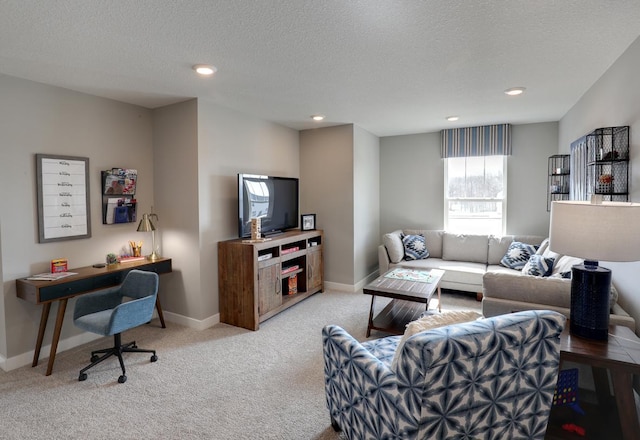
[441,124,512,158]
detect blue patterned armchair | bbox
[323,310,566,439]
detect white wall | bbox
[559,36,640,332]
[353,125,380,285]
[0,74,153,363]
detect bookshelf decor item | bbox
[301,214,316,231]
[36,154,91,243]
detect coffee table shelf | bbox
[363,268,444,337]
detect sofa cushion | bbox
[402,234,429,260]
[390,310,482,370]
[404,229,444,258]
[522,255,555,277]
[487,235,545,265]
[442,233,488,263]
[551,255,583,277]
[383,231,404,263]
[500,242,537,270]
[535,238,550,256]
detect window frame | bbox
[443,155,508,235]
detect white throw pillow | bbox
[390,310,482,370]
[383,231,404,263]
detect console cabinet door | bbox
[258,263,281,315]
[307,249,323,292]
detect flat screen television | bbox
[238,174,299,238]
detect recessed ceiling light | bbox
[193,64,217,76]
[504,87,526,96]
[311,115,325,121]
[446,116,459,122]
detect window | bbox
[444,156,507,235]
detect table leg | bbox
[611,371,640,440]
[437,286,442,313]
[366,296,376,337]
[592,366,612,406]
[45,298,68,376]
[32,302,52,367]
[155,297,166,328]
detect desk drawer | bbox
[136,259,172,274]
[39,278,96,302]
[92,273,125,289]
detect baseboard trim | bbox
[323,270,379,293]
[162,310,220,331]
[0,310,221,372]
[1,331,103,372]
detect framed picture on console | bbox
[301,214,316,231]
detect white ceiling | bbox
[2,1,640,137]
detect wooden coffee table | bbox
[363,268,444,337]
[550,324,640,440]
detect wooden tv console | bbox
[218,229,323,330]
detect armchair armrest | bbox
[322,325,398,437]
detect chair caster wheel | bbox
[150,354,158,362]
[90,355,99,362]
[118,375,127,383]
[79,373,87,381]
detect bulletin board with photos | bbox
[101,168,138,224]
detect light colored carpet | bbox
[0,289,480,440]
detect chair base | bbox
[78,333,157,383]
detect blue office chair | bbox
[73,269,159,383]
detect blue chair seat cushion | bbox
[74,309,115,336]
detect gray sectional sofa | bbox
[378,229,544,297]
[378,229,636,331]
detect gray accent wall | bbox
[299,124,381,288]
[559,35,640,333]
[0,73,154,362]
[0,76,300,368]
[379,123,558,238]
[300,125,355,286]
[353,125,380,285]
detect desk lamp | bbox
[549,200,640,340]
[137,213,160,260]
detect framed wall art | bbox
[301,214,316,231]
[36,154,91,243]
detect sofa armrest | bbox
[379,244,391,274]
[482,272,572,309]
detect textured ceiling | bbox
[1,1,640,136]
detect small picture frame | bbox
[301,214,316,231]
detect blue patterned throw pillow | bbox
[522,254,555,277]
[402,234,429,260]
[500,241,537,270]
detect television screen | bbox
[238,174,299,238]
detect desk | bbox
[559,324,640,440]
[16,257,172,376]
